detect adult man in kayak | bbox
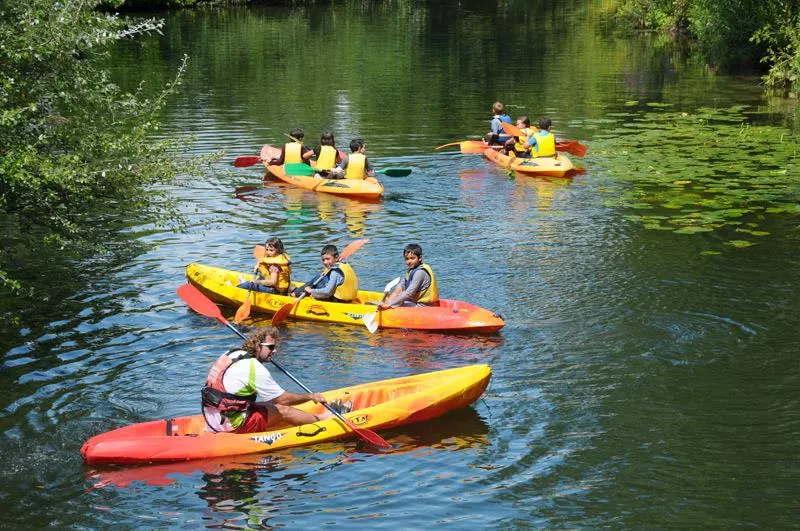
[269,127,314,166]
[202,326,339,433]
[292,244,360,302]
[378,243,439,309]
[485,101,512,145]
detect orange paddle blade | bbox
[460,141,491,154]
[271,300,297,326]
[556,140,589,157]
[339,238,369,260]
[233,156,263,168]
[234,293,252,324]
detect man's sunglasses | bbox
[260,343,277,352]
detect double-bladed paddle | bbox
[234,245,267,324]
[284,163,412,178]
[500,122,589,158]
[177,283,391,450]
[271,238,370,326]
[233,155,266,168]
[362,277,402,334]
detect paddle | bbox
[434,140,503,154]
[362,277,402,334]
[271,238,370,326]
[234,245,267,324]
[176,283,391,450]
[233,156,265,168]
[284,163,412,178]
[500,122,589,158]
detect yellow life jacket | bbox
[514,127,535,153]
[316,145,337,171]
[532,131,556,157]
[258,252,292,293]
[331,262,358,301]
[285,142,302,164]
[345,153,367,180]
[404,263,439,305]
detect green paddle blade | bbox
[378,168,412,177]
[283,163,317,176]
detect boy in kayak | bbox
[485,101,512,146]
[293,244,360,302]
[330,138,375,180]
[202,326,341,433]
[378,243,439,309]
[502,115,535,158]
[525,117,557,157]
[237,237,292,295]
[269,127,314,166]
[311,131,343,177]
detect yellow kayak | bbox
[186,263,505,333]
[81,364,492,464]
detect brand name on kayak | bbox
[250,432,285,445]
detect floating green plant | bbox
[595,105,799,244]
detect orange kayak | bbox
[483,147,575,178]
[261,145,384,199]
[81,364,491,465]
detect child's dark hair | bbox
[320,131,335,146]
[291,127,304,140]
[264,236,285,254]
[403,243,423,259]
[320,244,339,257]
[492,101,505,114]
[349,138,365,152]
[517,116,531,127]
[538,117,552,131]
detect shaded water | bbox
[2,1,799,527]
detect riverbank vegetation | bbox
[613,0,800,96]
[0,0,197,309]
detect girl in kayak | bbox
[311,131,343,177]
[201,326,335,433]
[237,237,292,295]
[379,243,439,309]
[526,117,557,157]
[330,138,375,180]
[293,244,360,302]
[269,127,314,166]
[503,115,535,158]
[485,101,512,145]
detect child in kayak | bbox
[293,244,360,302]
[330,138,375,180]
[269,127,314,166]
[378,243,439,309]
[201,326,336,434]
[485,101,512,145]
[503,115,535,158]
[311,131,343,177]
[237,237,292,295]
[526,117,557,157]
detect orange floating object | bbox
[81,364,492,465]
[482,147,576,178]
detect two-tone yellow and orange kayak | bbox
[261,145,384,199]
[186,263,505,333]
[81,364,491,464]
[483,147,576,178]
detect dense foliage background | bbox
[0,0,197,315]
[614,0,800,96]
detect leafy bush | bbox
[0,0,191,295]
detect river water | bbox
[3,0,799,528]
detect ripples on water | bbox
[3,3,800,529]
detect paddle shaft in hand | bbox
[284,163,411,178]
[363,277,401,334]
[271,238,369,326]
[500,122,588,157]
[234,245,267,324]
[176,283,391,450]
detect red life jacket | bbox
[201,350,257,414]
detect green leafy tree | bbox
[0,0,192,297]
